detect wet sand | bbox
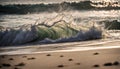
[0,40,120,69]
[0,47,120,69]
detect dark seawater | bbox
[0,0,120,14]
[0,0,120,46]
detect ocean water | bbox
[0,0,120,5]
[0,0,120,46]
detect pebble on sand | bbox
[68,59,73,61]
[93,64,100,67]
[14,67,20,69]
[9,58,14,60]
[15,62,25,66]
[2,63,11,67]
[46,54,51,56]
[27,57,36,60]
[75,63,81,65]
[104,62,112,66]
[113,61,119,65]
[60,55,64,57]
[93,52,99,55]
[57,65,64,68]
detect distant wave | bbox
[0,1,120,14]
[0,14,103,46]
[99,20,120,30]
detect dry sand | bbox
[0,40,120,69]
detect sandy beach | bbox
[0,39,120,69]
[0,0,120,69]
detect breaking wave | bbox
[0,1,120,14]
[0,14,103,46]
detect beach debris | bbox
[93,64,100,67]
[2,63,11,67]
[57,64,64,68]
[113,61,119,66]
[27,57,36,60]
[93,52,99,55]
[104,62,112,66]
[46,54,51,56]
[15,62,25,66]
[68,59,73,61]
[60,55,64,57]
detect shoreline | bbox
[0,39,120,69]
[0,39,120,55]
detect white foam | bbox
[0,40,120,55]
[0,45,120,55]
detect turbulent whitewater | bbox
[0,14,103,46]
